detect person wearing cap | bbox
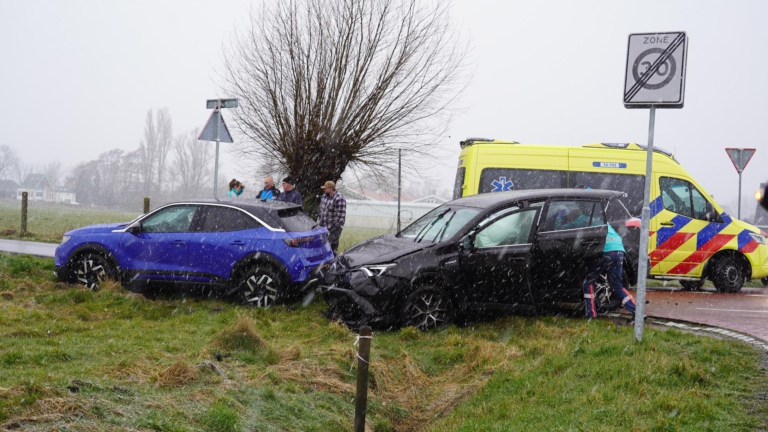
[318,181,346,255]
[257,176,281,201]
[278,176,302,205]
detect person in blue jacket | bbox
[257,176,280,201]
[583,222,637,319]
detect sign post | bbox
[624,31,688,342]
[199,98,238,198]
[725,148,756,219]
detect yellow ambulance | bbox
[454,138,768,292]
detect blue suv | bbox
[54,200,334,307]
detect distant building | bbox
[16,174,77,204]
[0,179,19,199]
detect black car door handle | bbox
[172,240,186,246]
[229,240,246,246]
[660,221,674,227]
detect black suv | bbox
[319,189,639,330]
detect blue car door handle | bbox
[230,240,246,246]
[172,240,186,246]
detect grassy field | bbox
[0,201,141,244]
[0,252,766,431]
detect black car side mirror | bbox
[127,224,141,235]
[460,234,474,251]
[705,202,721,223]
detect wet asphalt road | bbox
[643,286,768,342]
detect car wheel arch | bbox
[65,244,120,286]
[66,244,120,272]
[230,252,289,286]
[705,250,751,282]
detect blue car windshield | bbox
[398,206,480,243]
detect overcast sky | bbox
[1,0,766,216]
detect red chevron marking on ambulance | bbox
[650,232,695,267]
[668,233,735,275]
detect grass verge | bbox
[0,252,766,431]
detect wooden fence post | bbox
[143,197,150,214]
[21,192,28,236]
[353,326,372,432]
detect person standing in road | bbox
[317,181,346,255]
[278,176,302,206]
[228,179,245,198]
[258,176,281,201]
[583,222,637,320]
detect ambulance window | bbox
[453,168,466,199]
[479,168,567,194]
[691,187,708,220]
[569,172,645,216]
[659,177,704,218]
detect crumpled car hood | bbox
[339,234,432,268]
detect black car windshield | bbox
[398,206,480,243]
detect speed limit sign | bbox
[624,32,688,108]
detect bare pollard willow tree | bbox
[221,0,468,212]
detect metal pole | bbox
[143,197,150,214]
[353,326,372,432]
[397,149,401,232]
[634,105,655,342]
[738,170,742,220]
[214,100,221,199]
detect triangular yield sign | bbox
[725,148,756,173]
[198,109,234,143]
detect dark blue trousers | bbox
[583,251,636,318]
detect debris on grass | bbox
[278,344,301,362]
[155,359,198,387]
[196,360,228,379]
[213,317,269,353]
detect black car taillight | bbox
[283,236,314,247]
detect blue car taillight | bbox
[283,236,315,247]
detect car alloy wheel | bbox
[73,252,113,291]
[239,265,284,308]
[593,274,622,313]
[402,287,453,331]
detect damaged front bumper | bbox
[319,281,404,329]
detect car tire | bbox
[761,277,768,288]
[711,256,744,293]
[237,265,285,308]
[592,273,623,313]
[401,286,454,331]
[679,279,704,291]
[70,251,116,291]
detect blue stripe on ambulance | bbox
[655,215,694,247]
[696,216,731,249]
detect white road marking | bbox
[746,295,768,297]
[695,307,768,313]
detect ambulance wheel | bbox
[712,256,744,293]
[679,279,704,291]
